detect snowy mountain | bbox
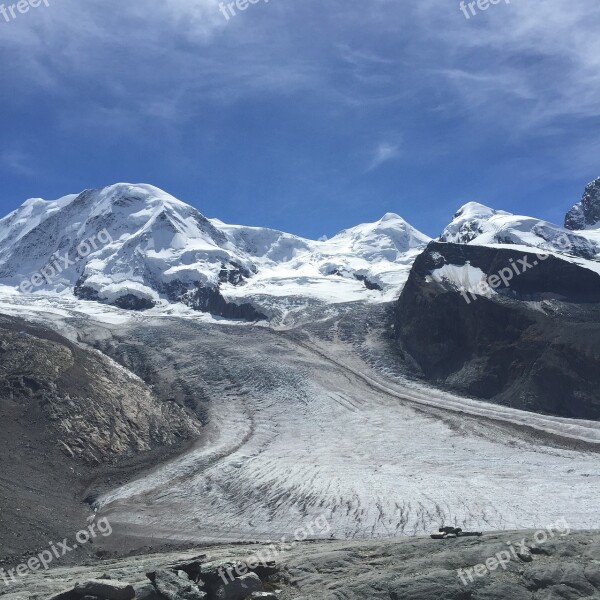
[3,178,600,322]
[0,183,431,317]
[439,200,600,260]
[0,184,259,313]
[222,212,431,313]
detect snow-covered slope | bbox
[212,219,316,265]
[319,212,430,285]
[0,184,430,316]
[223,213,431,310]
[0,184,262,310]
[440,201,599,260]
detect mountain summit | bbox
[440,198,599,260]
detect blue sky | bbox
[1,0,599,239]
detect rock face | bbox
[181,286,266,322]
[74,580,135,600]
[395,241,600,419]
[0,314,204,557]
[0,316,203,465]
[565,177,600,229]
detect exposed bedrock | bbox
[9,533,600,600]
[0,314,204,558]
[74,277,266,321]
[395,242,600,419]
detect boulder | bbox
[526,564,564,589]
[251,560,278,581]
[199,561,246,589]
[439,527,460,534]
[525,563,596,595]
[167,556,207,583]
[249,593,279,600]
[214,572,263,600]
[152,569,207,600]
[133,582,162,600]
[517,551,533,562]
[559,563,597,596]
[530,546,551,556]
[74,580,135,600]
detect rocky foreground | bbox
[2,531,600,600]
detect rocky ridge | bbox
[566,177,600,230]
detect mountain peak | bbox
[439,198,599,260]
[441,202,511,244]
[565,177,600,230]
[379,212,405,223]
[452,201,510,221]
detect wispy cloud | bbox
[414,0,600,131]
[367,142,401,172]
[1,0,599,233]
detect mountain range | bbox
[1,177,600,584]
[1,178,599,321]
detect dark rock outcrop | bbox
[74,281,156,311]
[74,580,135,600]
[75,275,264,322]
[565,177,600,230]
[0,314,203,558]
[133,582,163,600]
[354,274,383,291]
[180,286,266,322]
[214,572,263,600]
[112,293,156,311]
[395,241,600,419]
